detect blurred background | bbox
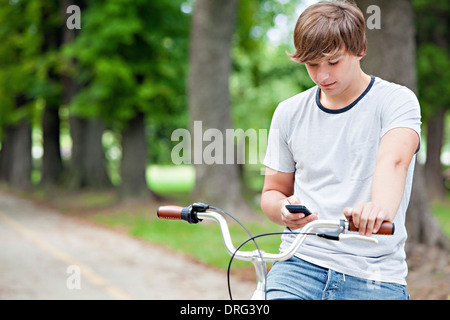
[0,0,320,209]
[0,0,449,299]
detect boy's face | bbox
[304,49,363,97]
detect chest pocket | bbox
[349,140,378,181]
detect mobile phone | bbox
[285,205,312,216]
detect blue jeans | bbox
[266,256,409,300]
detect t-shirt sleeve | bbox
[380,86,422,152]
[263,105,296,173]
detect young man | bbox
[261,1,421,300]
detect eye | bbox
[307,63,318,67]
[328,61,339,66]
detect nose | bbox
[317,67,329,83]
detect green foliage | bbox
[414,0,450,122]
[60,0,191,164]
[64,0,189,127]
[417,44,450,121]
[1,0,447,180]
[0,0,64,142]
[232,0,315,132]
[231,45,314,132]
[0,0,42,127]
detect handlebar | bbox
[157,204,203,224]
[157,203,396,300]
[347,220,394,235]
[157,204,394,235]
[157,203,394,264]
[156,205,184,220]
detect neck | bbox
[320,71,371,110]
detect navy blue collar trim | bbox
[315,75,375,114]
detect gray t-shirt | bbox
[263,76,421,285]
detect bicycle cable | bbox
[209,206,318,300]
[209,206,266,300]
[226,230,318,300]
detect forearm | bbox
[261,190,289,226]
[345,159,409,236]
[344,128,418,236]
[261,168,317,229]
[371,157,409,221]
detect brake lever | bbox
[316,219,378,244]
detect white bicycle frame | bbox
[196,210,378,300]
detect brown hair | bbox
[288,1,367,64]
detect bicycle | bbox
[156,202,394,300]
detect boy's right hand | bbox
[280,195,317,230]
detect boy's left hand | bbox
[343,202,389,236]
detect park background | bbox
[0,0,449,298]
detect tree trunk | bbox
[119,112,150,199]
[67,115,86,189]
[416,0,449,205]
[407,162,450,250]
[0,119,32,191]
[0,126,14,182]
[68,116,112,190]
[425,108,446,202]
[40,0,64,188]
[84,118,112,189]
[61,0,111,190]
[41,105,63,186]
[1,95,33,190]
[356,0,449,249]
[188,0,252,217]
[9,118,32,190]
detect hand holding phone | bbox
[285,204,312,216]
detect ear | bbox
[356,48,366,60]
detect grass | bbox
[146,165,195,195]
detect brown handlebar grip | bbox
[157,206,184,220]
[348,220,394,235]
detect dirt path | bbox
[0,192,254,300]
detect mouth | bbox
[320,81,336,88]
